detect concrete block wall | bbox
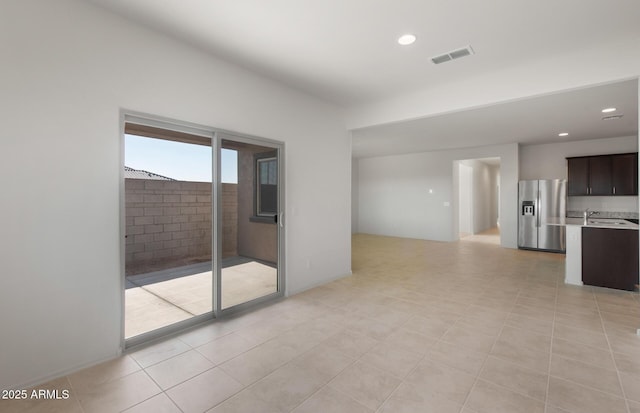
[125,179,238,274]
[221,183,238,258]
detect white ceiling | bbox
[352,79,638,158]
[87,0,640,107]
[86,0,639,157]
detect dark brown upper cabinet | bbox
[588,156,612,195]
[612,153,638,195]
[567,153,638,196]
[567,157,590,195]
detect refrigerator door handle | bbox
[536,190,541,228]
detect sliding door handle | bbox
[279,212,284,228]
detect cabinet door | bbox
[567,157,589,196]
[612,153,638,195]
[582,227,639,291]
[588,156,612,195]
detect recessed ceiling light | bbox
[398,34,416,46]
[558,132,569,137]
[602,107,617,113]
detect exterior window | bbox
[256,156,277,216]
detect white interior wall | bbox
[0,0,351,390]
[490,165,501,227]
[458,163,473,235]
[520,135,639,214]
[352,157,359,233]
[457,160,500,235]
[358,143,518,247]
[469,160,496,234]
[519,135,638,180]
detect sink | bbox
[588,220,627,225]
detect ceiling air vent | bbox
[431,45,475,64]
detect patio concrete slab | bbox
[125,288,192,338]
[125,258,277,339]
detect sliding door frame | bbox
[120,110,285,350]
[215,131,285,317]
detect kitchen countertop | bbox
[546,217,639,230]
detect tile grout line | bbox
[66,356,150,413]
[543,272,559,413]
[310,334,391,413]
[121,354,177,412]
[594,292,633,413]
[161,362,244,411]
[459,285,524,413]
[553,290,640,402]
[380,308,463,411]
[125,368,185,413]
[206,316,336,412]
[344,288,469,412]
[546,291,640,402]
[63,376,87,413]
[286,354,362,413]
[374,292,472,411]
[353,321,415,412]
[144,319,306,411]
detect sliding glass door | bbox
[123,122,214,341]
[122,116,284,345]
[217,135,282,311]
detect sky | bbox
[125,134,237,183]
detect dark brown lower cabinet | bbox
[582,227,639,291]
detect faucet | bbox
[583,208,599,224]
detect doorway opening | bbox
[454,157,501,245]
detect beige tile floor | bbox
[4,231,640,413]
[125,261,278,338]
[460,226,501,245]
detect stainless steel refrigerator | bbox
[518,179,567,253]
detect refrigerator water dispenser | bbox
[522,201,535,216]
